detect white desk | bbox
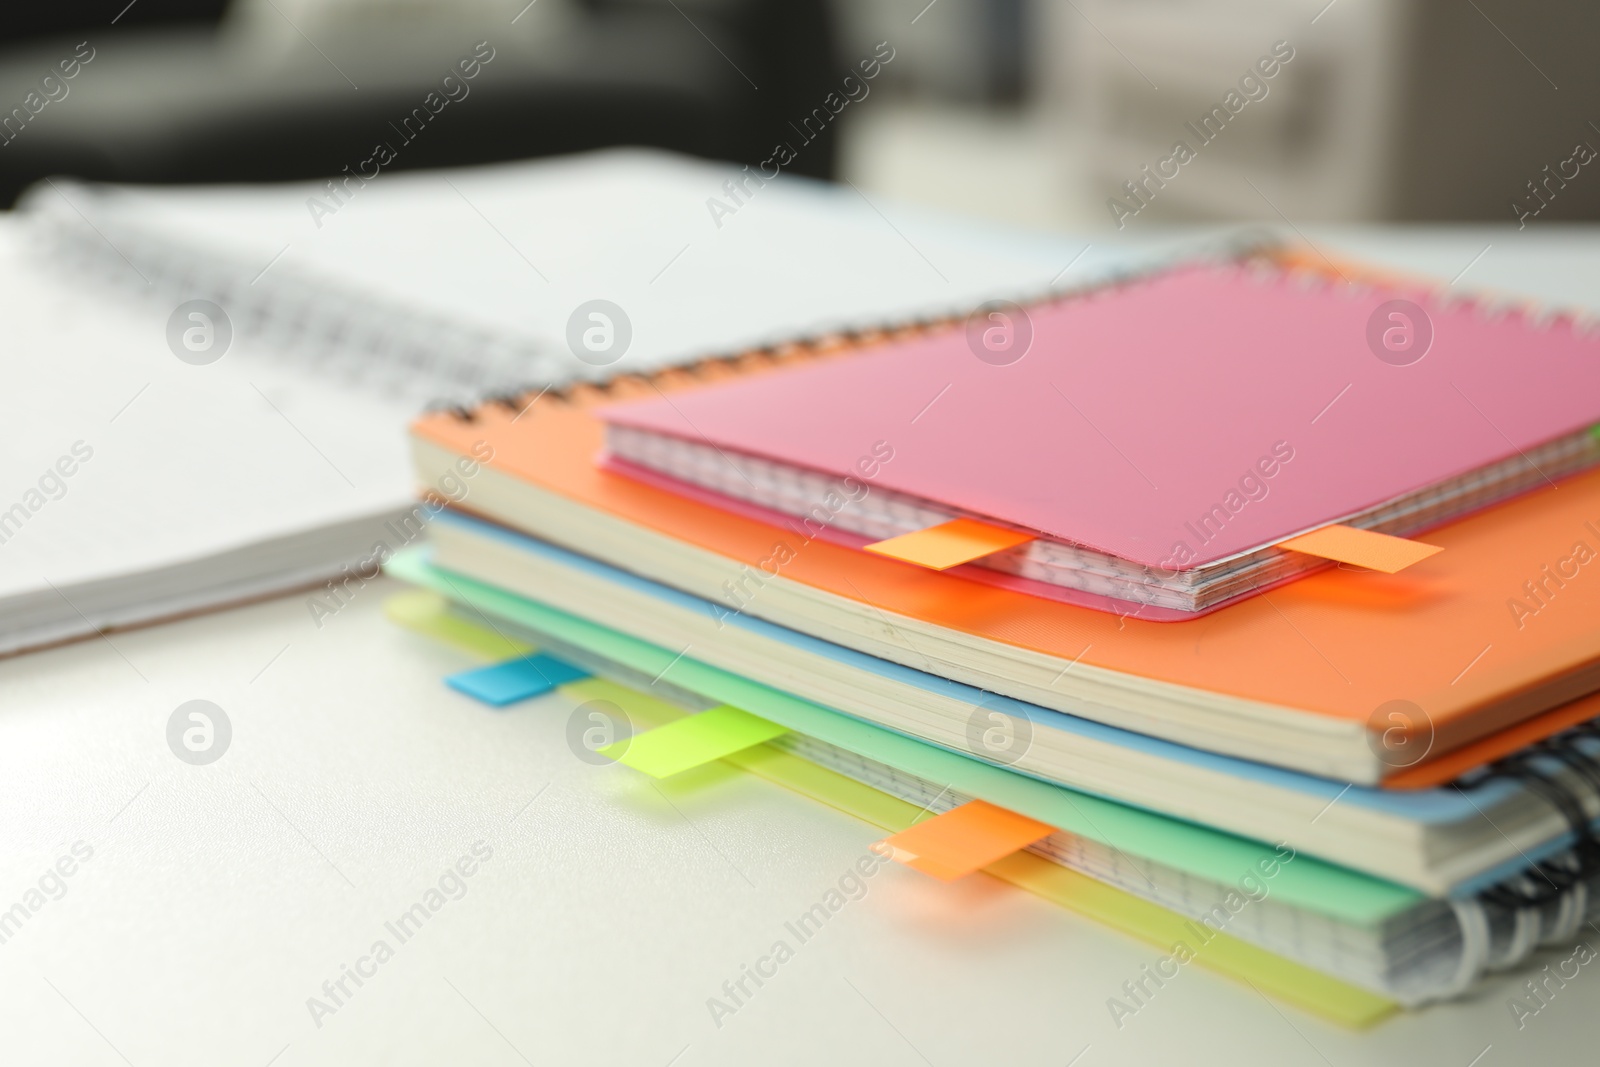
[4,224,1600,1066]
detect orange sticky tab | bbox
[877,799,1056,881]
[864,518,1035,570]
[1279,524,1442,573]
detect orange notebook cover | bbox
[412,347,1600,787]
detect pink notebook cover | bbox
[601,264,1600,569]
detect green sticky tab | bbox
[604,705,787,777]
[384,590,533,662]
[1590,422,1600,443]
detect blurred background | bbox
[1,0,1596,231]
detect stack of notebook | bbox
[387,245,1600,1026]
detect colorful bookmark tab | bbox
[878,799,1056,881]
[1278,524,1442,574]
[446,653,590,707]
[603,705,787,777]
[864,518,1036,570]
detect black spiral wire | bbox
[1461,722,1600,913]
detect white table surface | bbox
[5,223,1600,1066]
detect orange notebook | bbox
[411,346,1600,786]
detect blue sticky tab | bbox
[445,654,591,707]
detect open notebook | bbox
[4,150,1082,654]
[598,258,1600,617]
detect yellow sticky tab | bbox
[1278,524,1443,574]
[603,705,787,777]
[878,799,1056,881]
[384,591,534,661]
[864,518,1036,570]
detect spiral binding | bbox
[427,229,1303,421]
[26,183,1274,416]
[25,180,1600,427]
[23,194,574,409]
[439,230,1600,429]
[1447,722,1600,989]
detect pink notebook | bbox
[599,261,1600,614]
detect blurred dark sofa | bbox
[0,0,839,206]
